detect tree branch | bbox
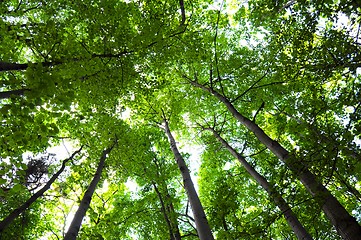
[252,102,265,122]
[231,71,269,103]
[179,0,186,26]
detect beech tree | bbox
[186,75,361,239]
[200,124,313,240]
[0,0,360,239]
[162,117,214,240]
[64,142,116,240]
[0,147,82,232]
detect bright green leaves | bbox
[0,0,360,239]
[10,183,26,194]
[198,144,277,239]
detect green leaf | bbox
[0,178,6,185]
[11,184,23,193]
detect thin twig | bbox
[231,70,269,103]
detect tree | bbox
[0,147,82,232]
[162,117,214,240]
[64,142,116,240]
[152,181,182,240]
[186,75,361,240]
[1,0,360,239]
[151,154,182,240]
[201,124,312,240]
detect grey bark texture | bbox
[64,143,115,240]
[163,119,214,240]
[0,61,28,71]
[207,127,313,240]
[153,182,182,240]
[191,81,361,240]
[0,147,82,232]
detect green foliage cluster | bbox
[0,0,360,239]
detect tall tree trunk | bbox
[0,50,131,72]
[190,80,361,240]
[165,192,182,240]
[206,127,313,240]
[282,111,361,163]
[152,157,182,240]
[0,89,30,99]
[0,62,28,71]
[0,147,82,232]
[153,182,182,240]
[64,143,116,240]
[152,182,175,240]
[335,172,361,202]
[163,119,214,240]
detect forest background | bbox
[0,0,360,239]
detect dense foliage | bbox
[0,0,360,239]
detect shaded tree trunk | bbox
[153,182,182,240]
[281,111,361,200]
[335,172,361,202]
[190,80,361,240]
[153,182,175,240]
[0,147,82,232]
[0,50,131,72]
[152,157,182,240]
[0,62,28,71]
[0,89,30,99]
[281,110,361,163]
[166,194,182,240]
[206,127,313,240]
[64,143,116,240]
[163,119,214,240]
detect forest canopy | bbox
[0,0,360,239]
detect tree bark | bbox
[206,127,313,240]
[64,143,115,240]
[153,182,182,240]
[153,182,174,240]
[0,89,30,99]
[179,0,186,25]
[152,157,182,240]
[282,111,361,163]
[0,62,28,71]
[0,147,82,232]
[190,80,361,240]
[166,194,182,240]
[0,50,131,72]
[163,119,214,240]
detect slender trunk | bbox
[283,111,361,162]
[335,172,361,202]
[0,60,68,72]
[153,182,181,240]
[0,89,30,99]
[207,128,313,240]
[282,111,361,199]
[161,183,182,240]
[0,62,28,71]
[163,119,214,240]
[64,144,115,240]
[190,81,361,240]
[153,182,175,240]
[165,192,182,240]
[0,147,82,232]
[0,50,131,72]
[152,157,182,240]
[179,0,186,25]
